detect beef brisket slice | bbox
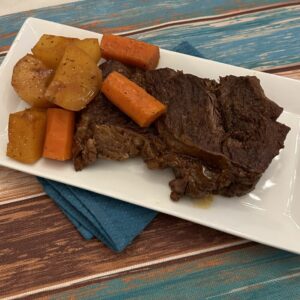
[217,75,290,173]
[144,70,290,195]
[73,60,290,200]
[73,92,146,170]
[215,76,290,196]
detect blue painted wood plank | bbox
[132,5,300,69]
[0,0,291,50]
[48,245,300,300]
[1,3,299,70]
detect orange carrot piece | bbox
[102,71,166,127]
[100,34,160,70]
[43,108,75,161]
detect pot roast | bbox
[73,60,290,200]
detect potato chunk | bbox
[32,34,77,68]
[7,108,47,164]
[11,54,54,108]
[45,45,102,111]
[72,38,101,63]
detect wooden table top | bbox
[1,1,300,299]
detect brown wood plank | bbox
[263,63,300,79]
[40,243,300,300]
[0,196,241,299]
[0,166,43,203]
[32,243,253,299]
[273,69,300,80]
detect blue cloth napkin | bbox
[38,42,204,252]
[38,178,157,251]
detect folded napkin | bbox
[38,41,204,252]
[38,178,156,251]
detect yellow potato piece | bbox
[45,45,102,111]
[7,108,47,164]
[11,54,55,108]
[32,34,78,68]
[72,38,101,63]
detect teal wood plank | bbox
[48,245,300,300]
[1,4,299,70]
[132,5,300,69]
[0,0,292,50]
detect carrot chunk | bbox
[102,71,166,127]
[43,108,75,161]
[100,34,160,70]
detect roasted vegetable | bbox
[7,108,47,164]
[11,54,54,108]
[73,38,101,63]
[101,34,160,70]
[32,34,77,68]
[43,108,75,161]
[45,45,102,111]
[102,71,166,127]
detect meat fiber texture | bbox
[73,60,290,201]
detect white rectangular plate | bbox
[1,18,300,253]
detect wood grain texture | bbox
[1,3,299,69]
[264,63,300,79]
[275,69,300,80]
[42,244,300,300]
[131,5,300,69]
[0,166,43,203]
[0,196,241,299]
[0,1,295,51]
